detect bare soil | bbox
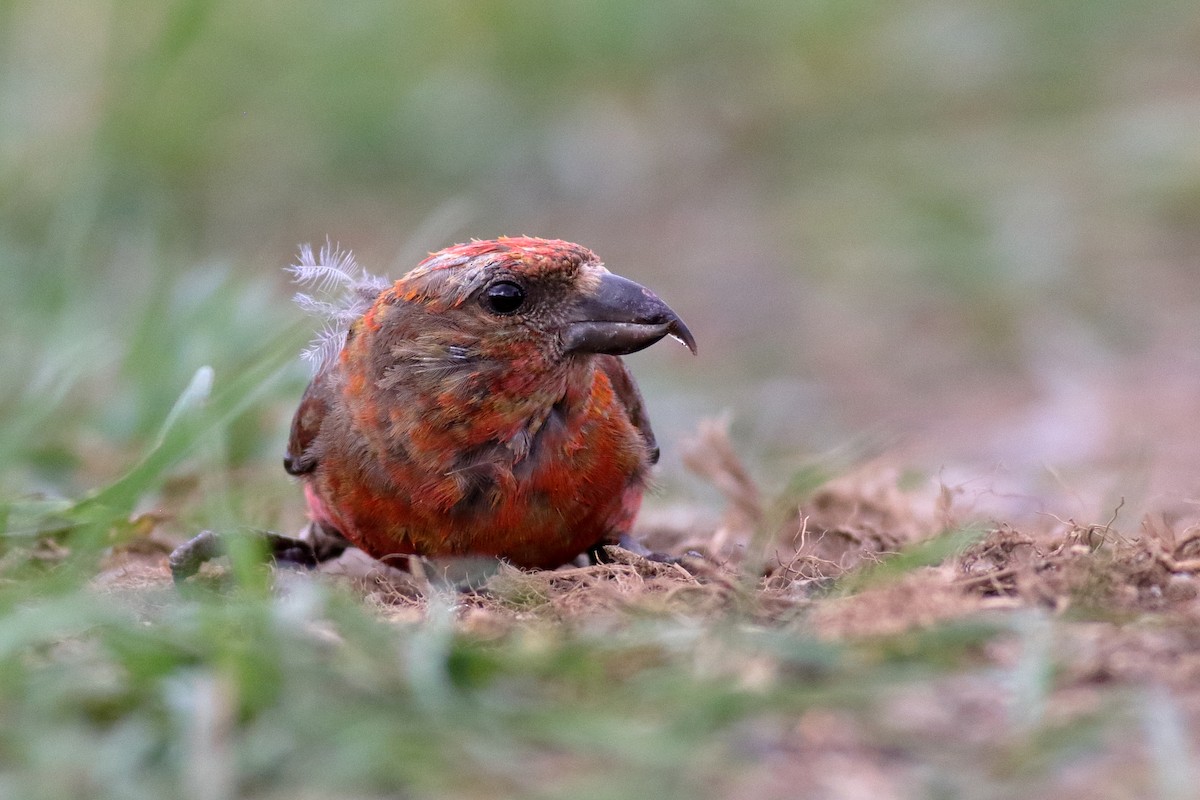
[85,419,1200,799]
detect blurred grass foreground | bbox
[3,1,1200,798]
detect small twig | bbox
[957,566,1020,590]
[1101,497,1125,537]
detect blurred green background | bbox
[4,3,1200,799]
[4,0,1200,520]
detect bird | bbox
[169,236,694,580]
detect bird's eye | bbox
[484,281,526,314]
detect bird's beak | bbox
[562,272,697,357]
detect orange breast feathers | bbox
[284,236,695,569]
[309,363,651,569]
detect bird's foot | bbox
[168,523,349,584]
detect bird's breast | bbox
[317,364,650,568]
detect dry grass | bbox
[72,419,1200,799]
[129,420,1200,644]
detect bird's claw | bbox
[168,529,225,583]
[168,524,348,584]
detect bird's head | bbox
[376,237,696,364]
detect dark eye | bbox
[484,281,526,314]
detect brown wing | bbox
[283,367,334,476]
[597,354,659,465]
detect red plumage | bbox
[284,237,694,569]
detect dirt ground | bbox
[84,417,1200,800]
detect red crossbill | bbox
[276,236,695,571]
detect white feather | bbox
[288,238,389,372]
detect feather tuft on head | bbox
[287,239,390,372]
